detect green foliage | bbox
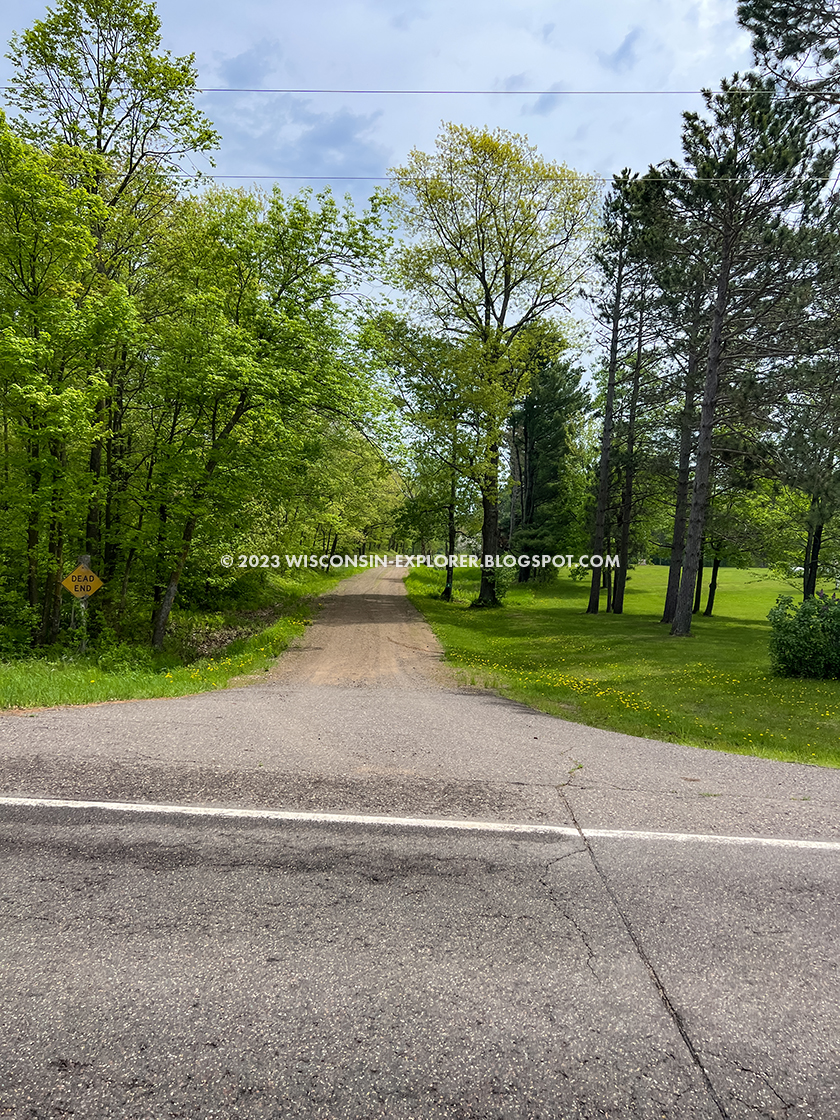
[9,0,840,681]
[768,592,840,679]
[473,561,518,605]
[0,0,399,660]
[5,0,218,171]
[0,568,349,708]
[388,125,598,472]
[407,564,839,768]
[0,114,393,650]
[0,599,38,656]
[389,123,600,606]
[738,0,840,99]
[508,327,591,565]
[95,639,155,673]
[391,123,599,343]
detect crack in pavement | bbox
[5,566,838,1118]
[537,847,598,980]
[557,786,732,1120]
[733,1063,798,1116]
[558,903,599,983]
[729,1092,790,1120]
[555,764,584,789]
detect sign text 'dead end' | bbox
[61,565,104,599]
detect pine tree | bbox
[661,74,834,636]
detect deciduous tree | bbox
[390,123,598,605]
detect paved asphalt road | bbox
[1,565,839,1119]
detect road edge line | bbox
[0,796,838,850]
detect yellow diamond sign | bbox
[61,565,104,598]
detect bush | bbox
[767,592,840,678]
[0,599,37,659]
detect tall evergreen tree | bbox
[661,74,834,636]
[739,0,840,112]
[587,172,653,613]
[507,329,589,576]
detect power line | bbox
[1,82,817,100]
[195,174,385,180]
[192,87,837,98]
[192,87,829,100]
[181,173,838,183]
[196,87,707,95]
[0,84,796,97]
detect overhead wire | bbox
[1,83,833,184]
[195,87,707,95]
[0,84,814,97]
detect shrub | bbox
[0,598,37,659]
[767,592,840,678]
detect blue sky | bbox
[0,0,753,205]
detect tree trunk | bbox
[441,472,457,601]
[39,513,64,645]
[612,303,644,615]
[26,441,41,610]
[102,382,127,586]
[662,370,697,624]
[40,439,68,644]
[27,518,39,610]
[476,449,500,606]
[151,391,250,647]
[671,236,733,637]
[118,546,136,626]
[508,420,521,544]
[587,242,625,614]
[612,468,633,614]
[516,407,535,584]
[603,566,613,613]
[150,501,168,628]
[152,524,195,651]
[804,521,823,599]
[85,396,106,564]
[704,554,721,616]
[692,540,705,613]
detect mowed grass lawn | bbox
[406,563,840,769]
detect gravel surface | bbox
[267,564,452,688]
[2,565,838,838]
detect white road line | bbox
[1,795,838,851]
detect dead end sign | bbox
[61,565,104,598]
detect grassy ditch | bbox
[406,563,840,769]
[0,568,347,711]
